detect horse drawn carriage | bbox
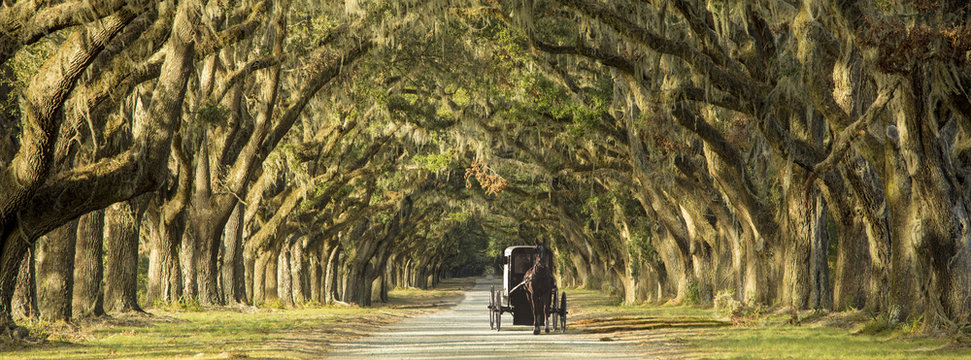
[488,244,567,333]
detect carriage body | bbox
[488,245,567,332]
[502,246,554,325]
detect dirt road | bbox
[325,276,645,359]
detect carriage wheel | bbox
[489,286,496,330]
[551,297,559,331]
[559,292,567,332]
[548,288,558,333]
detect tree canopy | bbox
[1,0,970,338]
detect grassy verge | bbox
[0,277,474,360]
[567,288,971,359]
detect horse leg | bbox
[542,290,551,333]
[544,297,551,333]
[530,293,540,335]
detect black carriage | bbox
[487,245,567,332]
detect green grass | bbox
[565,287,971,359]
[687,325,967,359]
[1,278,474,359]
[567,288,713,318]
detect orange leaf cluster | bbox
[464,160,508,196]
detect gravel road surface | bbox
[325,276,645,359]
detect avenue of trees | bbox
[1,0,970,339]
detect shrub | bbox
[682,281,700,306]
[713,289,742,320]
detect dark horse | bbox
[523,241,554,335]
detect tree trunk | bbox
[888,74,971,325]
[808,195,832,310]
[72,210,105,318]
[371,276,383,303]
[308,246,321,303]
[104,201,142,313]
[253,243,281,305]
[842,159,889,313]
[337,252,346,301]
[289,239,307,305]
[189,140,227,306]
[690,241,714,305]
[266,245,279,303]
[244,250,255,303]
[323,243,339,304]
[278,244,294,307]
[778,171,819,310]
[343,261,370,306]
[252,249,271,304]
[568,254,590,289]
[657,230,693,303]
[832,211,870,310]
[146,208,184,304]
[36,220,78,321]
[12,247,38,319]
[180,227,197,301]
[220,204,246,304]
[380,261,392,303]
[742,238,769,304]
[193,214,222,305]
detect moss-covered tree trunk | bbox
[278,244,294,307]
[189,140,227,306]
[289,239,307,305]
[104,201,142,313]
[12,247,38,319]
[180,227,197,301]
[221,204,246,304]
[252,248,270,304]
[343,260,372,306]
[243,249,255,304]
[37,220,78,321]
[808,195,832,310]
[308,246,321,303]
[72,210,105,318]
[885,74,971,325]
[145,207,184,304]
[323,242,340,304]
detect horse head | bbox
[534,240,546,265]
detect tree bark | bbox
[220,203,246,304]
[146,206,184,304]
[72,210,105,318]
[323,242,340,304]
[12,247,38,319]
[190,140,225,306]
[180,226,197,300]
[808,195,832,310]
[289,239,307,305]
[308,245,321,303]
[104,201,142,313]
[244,250,255,303]
[36,220,78,321]
[278,243,294,307]
[252,242,281,305]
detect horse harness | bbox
[510,263,546,295]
